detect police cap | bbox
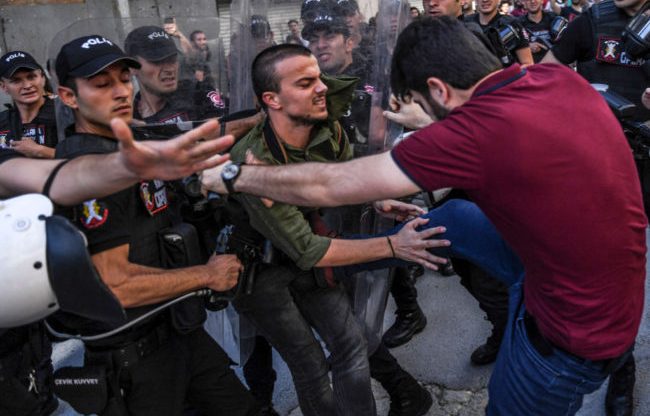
[55,35,140,85]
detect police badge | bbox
[79,199,109,229]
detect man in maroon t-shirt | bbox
[200,16,647,415]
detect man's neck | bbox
[268,113,313,150]
[337,56,354,76]
[137,87,168,118]
[479,9,498,25]
[527,9,543,23]
[15,96,46,124]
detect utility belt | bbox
[524,311,633,374]
[53,319,173,415]
[84,317,172,368]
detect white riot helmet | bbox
[0,194,125,328]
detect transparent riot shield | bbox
[48,16,231,132]
[46,16,246,364]
[351,0,413,353]
[367,0,412,152]
[228,0,269,112]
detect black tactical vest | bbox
[54,133,205,343]
[577,0,650,120]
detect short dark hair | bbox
[61,77,78,94]
[288,19,299,25]
[252,44,312,109]
[391,16,501,100]
[190,30,205,42]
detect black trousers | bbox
[0,324,57,416]
[92,327,257,416]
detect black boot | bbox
[470,309,508,365]
[387,375,433,416]
[383,308,427,349]
[383,266,427,348]
[370,344,433,416]
[606,354,635,416]
[438,259,455,277]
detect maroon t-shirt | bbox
[392,63,647,360]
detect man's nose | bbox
[315,78,328,94]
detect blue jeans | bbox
[486,281,614,416]
[343,199,524,287]
[348,199,615,415]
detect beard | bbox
[425,94,451,121]
[288,113,327,126]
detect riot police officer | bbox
[0,94,234,416]
[125,26,227,124]
[0,51,57,158]
[468,0,535,65]
[52,34,258,416]
[518,0,559,62]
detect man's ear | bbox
[262,91,281,110]
[58,85,78,109]
[426,77,449,106]
[0,80,7,94]
[345,37,354,53]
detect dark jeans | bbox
[233,266,374,416]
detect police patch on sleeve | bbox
[207,90,226,109]
[80,199,109,229]
[0,130,9,148]
[139,180,168,216]
[596,36,644,67]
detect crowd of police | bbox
[0,0,648,414]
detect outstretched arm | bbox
[0,119,232,205]
[200,151,422,207]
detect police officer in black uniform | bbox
[468,0,535,65]
[52,34,258,416]
[0,92,236,416]
[543,1,648,414]
[0,51,57,158]
[125,26,227,124]
[518,0,559,62]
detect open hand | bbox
[390,217,450,270]
[111,118,233,180]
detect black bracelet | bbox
[386,236,396,258]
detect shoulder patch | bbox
[596,36,644,67]
[139,180,168,216]
[0,130,9,149]
[207,90,226,108]
[80,199,109,229]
